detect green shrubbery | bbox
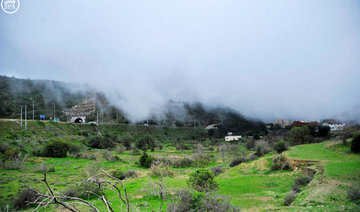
[167,190,238,212]
[283,191,296,206]
[139,151,153,168]
[136,135,156,151]
[187,169,218,192]
[347,187,360,201]
[43,140,69,158]
[63,181,101,200]
[87,136,115,149]
[289,126,311,145]
[274,140,288,153]
[13,189,41,209]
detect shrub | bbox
[270,163,282,171]
[230,157,248,167]
[0,142,10,153]
[4,149,20,160]
[294,175,313,186]
[116,145,127,153]
[131,148,141,155]
[254,141,271,157]
[124,170,138,178]
[192,153,212,167]
[289,126,311,145]
[249,154,258,161]
[68,143,83,155]
[33,162,55,173]
[176,143,191,151]
[136,135,155,151]
[270,155,293,172]
[111,170,126,180]
[150,163,174,177]
[347,187,360,201]
[351,134,360,153]
[139,151,153,168]
[187,169,218,192]
[119,135,134,149]
[284,191,296,206]
[3,153,27,170]
[87,136,115,149]
[63,181,101,200]
[210,166,224,176]
[173,157,194,168]
[167,190,238,212]
[13,189,41,209]
[282,162,293,171]
[246,139,255,150]
[43,141,69,157]
[274,140,288,154]
[202,194,238,212]
[167,189,203,212]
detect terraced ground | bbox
[0,120,359,211]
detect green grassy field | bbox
[0,120,360,211]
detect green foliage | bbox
[254,141,271,156]
[139,151,153,168]
[294,175,313,186]
[13,189,41,209]
[118,135,134,149]
[43,140,69,157]
[274,140,288,153]
[230,157,248,167]
[210,166,224,176]
[317,125,330,137]
[136,135,155,151]
[284,191,296,206]
[63,181,101,200]
[289,126,312,145]
[347,187,360,201]
[350,134,360,153]
[87,135,115,149]
[187,169,218,192]
[167,189,238,212]
[111,169,126,180]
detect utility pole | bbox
[31,98,34,121]
[20,106,22,127]
[52,103,56,121]
[96,111,99,126]
[25,105,27,130]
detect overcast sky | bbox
[1,0,360,122]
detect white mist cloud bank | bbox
[1,0,360,122]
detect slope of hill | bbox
[0,120,359,211]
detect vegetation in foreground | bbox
[0,120,359,211]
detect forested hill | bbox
[0,75,266,136]
[0,75,125,122]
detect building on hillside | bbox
[63,98,96,123]
[225,135,242,142]
[293,120,319,128]
[323,123,345,131]
[273,119,292,128]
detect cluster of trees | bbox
[0,75,127,123]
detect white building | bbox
[323,123,345,131]
[273,119,292,128]
[225,135,242,142]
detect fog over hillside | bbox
[1,0,360,122]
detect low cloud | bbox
[1,0,360,122]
